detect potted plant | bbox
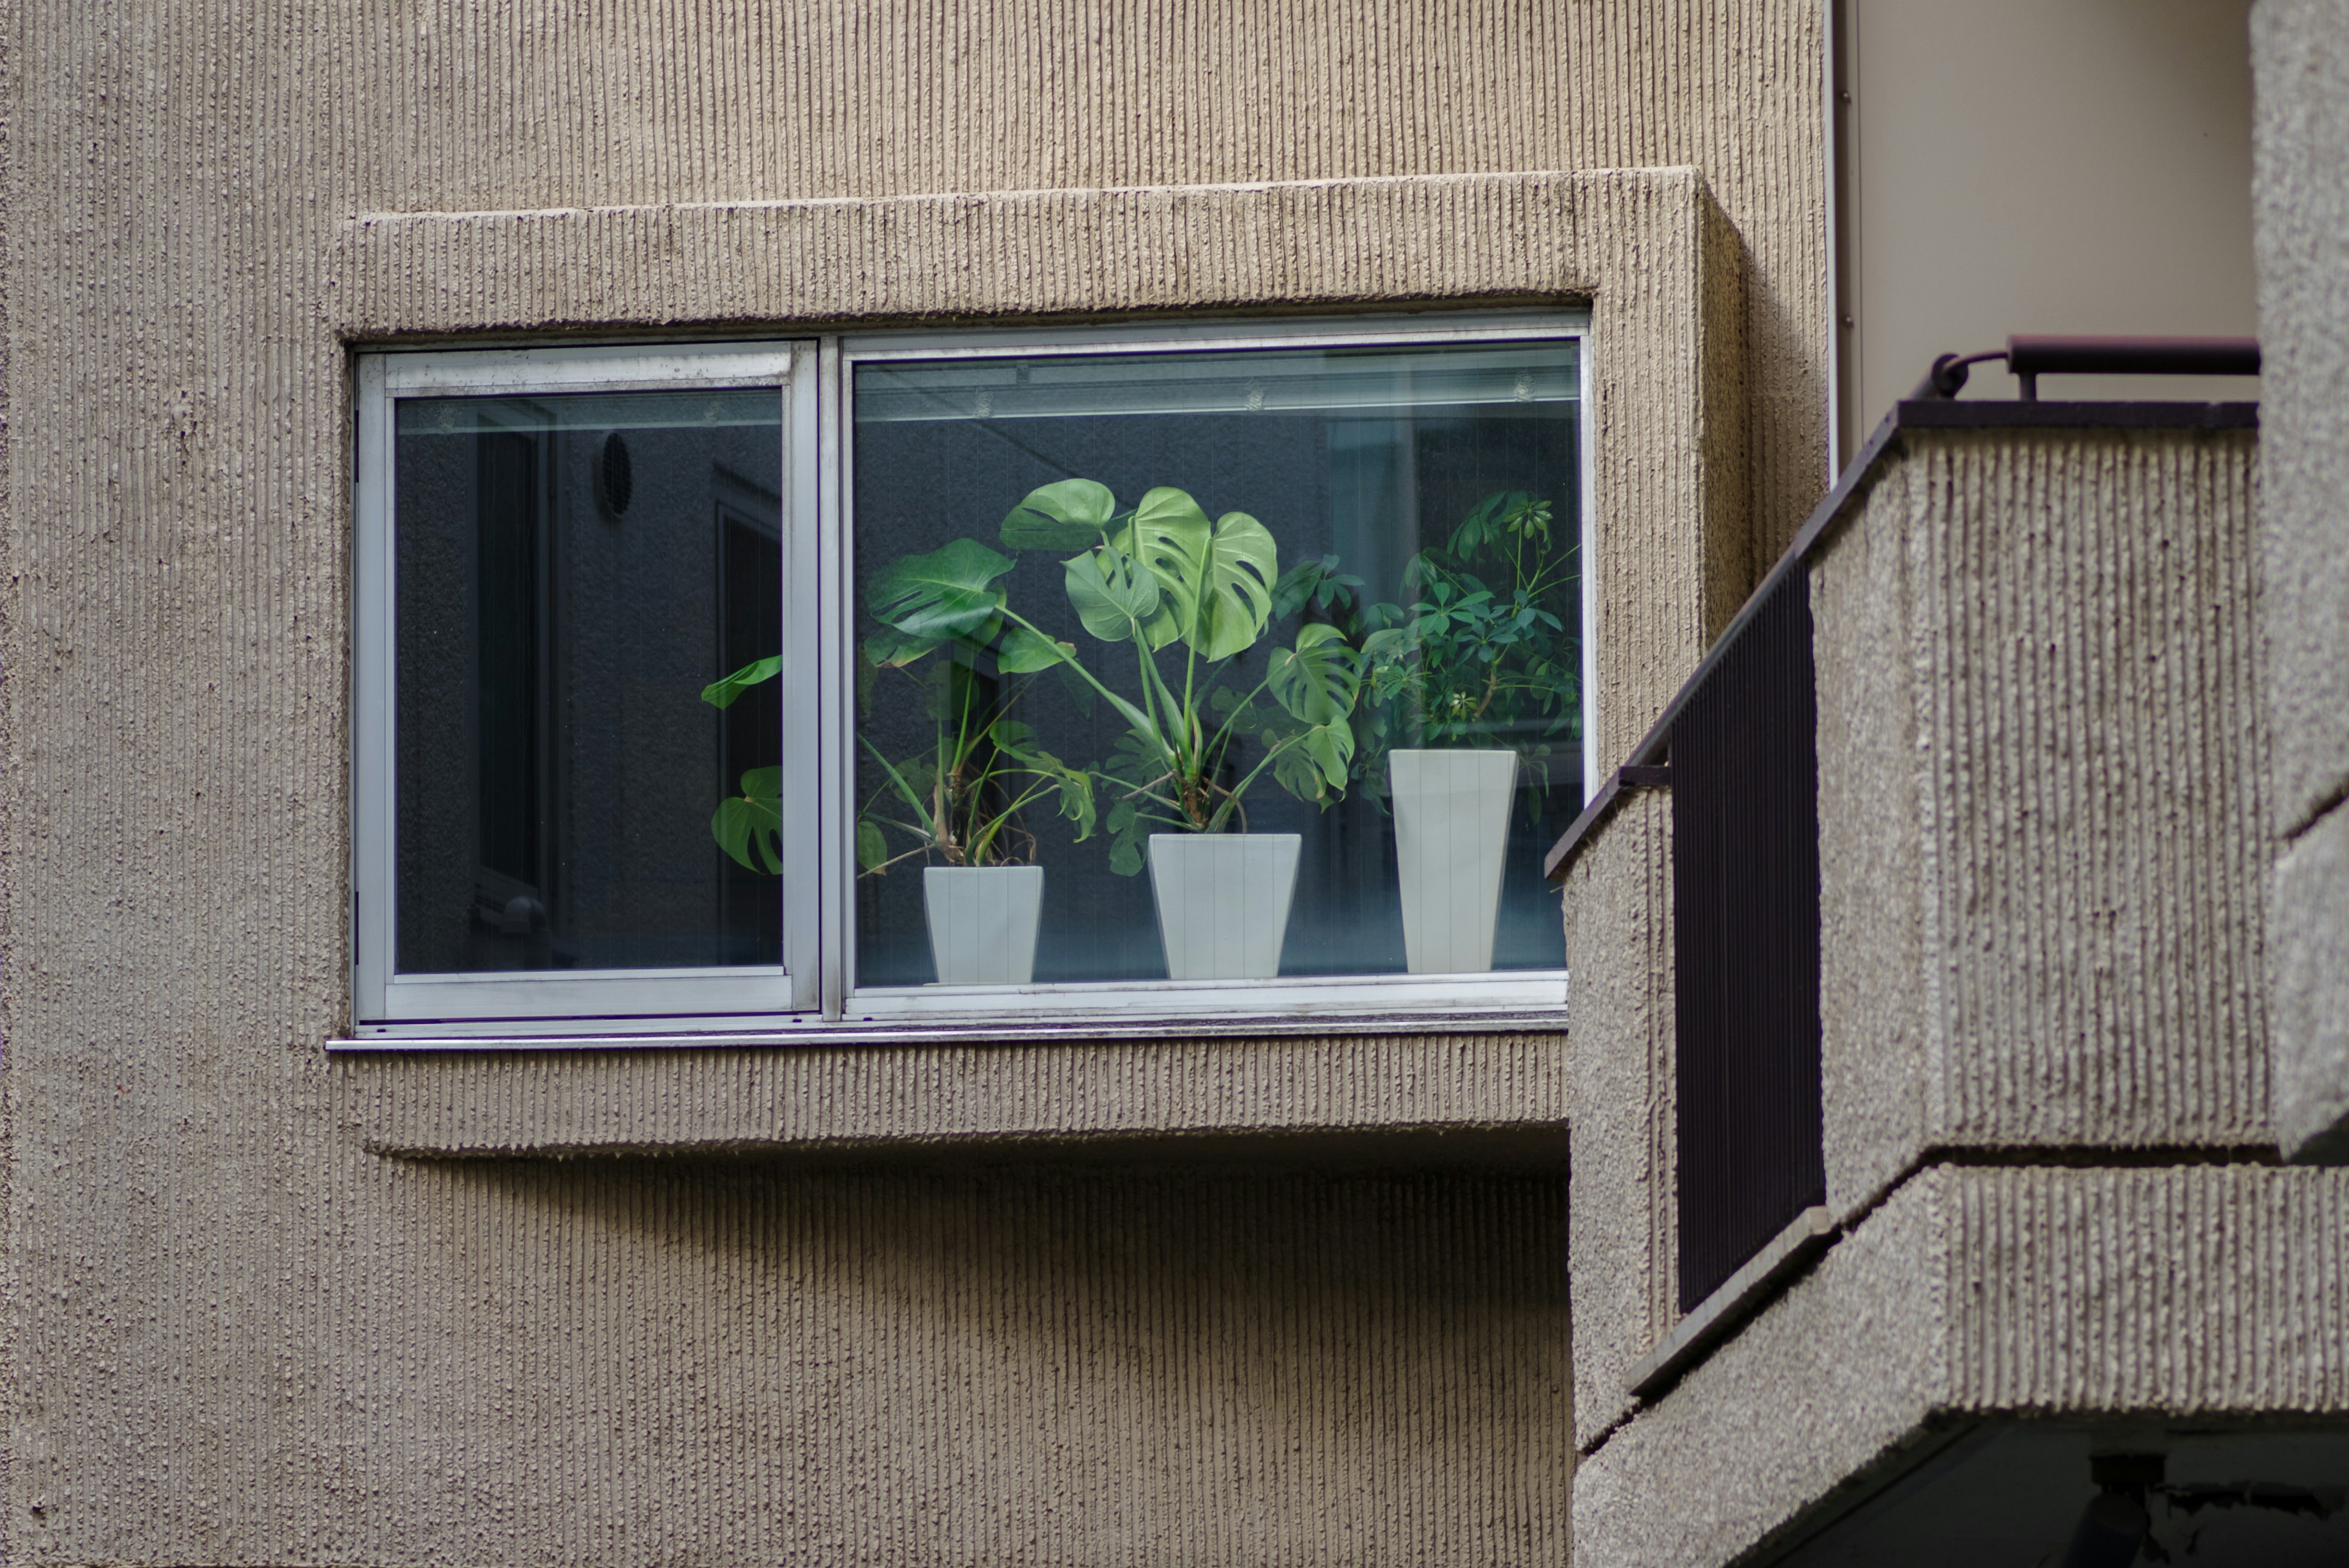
[989,478,1363,980]
[1338,489,1578,973]
[701,539,1096,986]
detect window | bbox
[354,316,1589,1036]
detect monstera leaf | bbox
[1119,488,1277,663]
[701,656,781,709]
[867,539,1015,648]
[1062,539,1171,647]
[711,767,783,874]
[1001,478,1118,551]
[1270,721,1356,804]
[995,623,1077,674]
[1267,622,1362,726]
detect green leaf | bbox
[863,627,942,670]
[1273,555,1360,621]
[711,790,783,875]
[1122,489,1277,663]
[855,820,888,871]
[1001,478,1119,551]
[702,656,781,708]
[996,623,1076,674]
[868,538,1015,642]
[1062,541,1168,646]
[1270,719,1355,804]
[1267,622,1363,726]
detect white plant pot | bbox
[1391,748,1520,975]
[922,865,1045,986]
[1146,833,1302,981]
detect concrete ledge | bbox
[2275,801,2349,1162]
[1628,1205,1833,1398]
[1574,1163,2349,1568]
[333,1029,1569,1160]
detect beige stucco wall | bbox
[1574,1161,2349,1567]
[1813,426,2270,1216]
[1559,789,1675,1451]
[1562,420,2277,1517]
[2251,0,2349,1164]
[1,2,1837,1562]
[1838,0,2262,437]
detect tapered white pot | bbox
[1146,833,1302,981]
[1391,748,1519,974]
[923,865,1045,985]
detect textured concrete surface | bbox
[1560,789,1675,1450]
[1812,428,2271,1214]
[0,0,1856,1558]
[341,168,1751,768]
[2273,806,2349,1162]
[1809,461,1931,1218]
[17,1160,1572,1564]
[1563,418,2273,1462]
[1575,1162,2349,1568]
[2252,0,2349,837]
[2252,0,2349,1164]
[341,1031,1568,1158]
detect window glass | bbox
[392,388,784,975]
[844,340,1581,990]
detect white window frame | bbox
[352,311,1591,1041]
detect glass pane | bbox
[393,388,785,975]
[850,339,1581,989]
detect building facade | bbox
[2,0,2339,1564]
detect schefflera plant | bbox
[990,478,1364,875]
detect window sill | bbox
[329,1016,1568,1164]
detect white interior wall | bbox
[1838,0,2262,455]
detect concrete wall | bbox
[17,1156,1571,1564]
[1569,420,2283,1561]
[2251,0,2349,1164]
[1813,425,2270,1216]
[1574,1161,2349,1567]
[1560,789,1674,1451]
[1,1,1840,1561]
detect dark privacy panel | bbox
[1672,568,1825,1312]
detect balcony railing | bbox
[1669,567,1825,1310]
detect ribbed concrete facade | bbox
[1812,426,2270,1214]
[20,1159,1571,1564]
[342,1031,1570,1158]
[1559,789,1675,1451]
[1,2,1841,1562]
[2251,0,2349,1164]
[1559,418,2329,1564]
[1573,1162,2349,1567]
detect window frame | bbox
[352,311,1592,1039]
[354,341,821,1027]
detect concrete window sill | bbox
[331,1025,1570,1164]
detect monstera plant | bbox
[853,541,1096,878]
[702,540,1099,987]
[992,478,1362,877]
[700,546,1098,882]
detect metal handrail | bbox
[1912,333,2260,401]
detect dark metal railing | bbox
[1669,568,1825,1311]
[1912,333,2260,403]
